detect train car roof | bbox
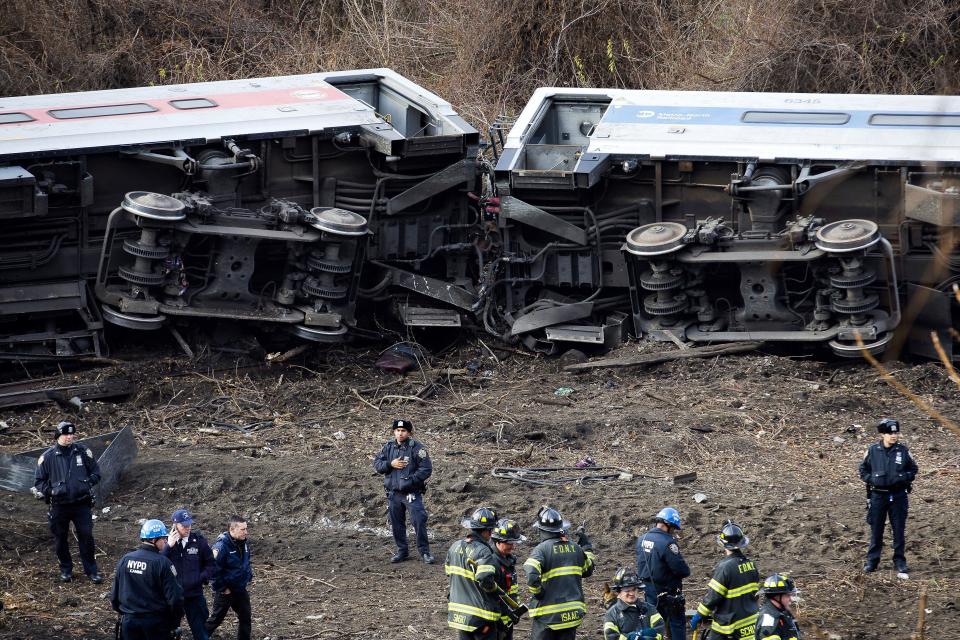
[0,69,468,158]
[505,87,960,163]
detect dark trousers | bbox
[867,491,908,568]
[458,625,497,640]
[645,583,685,640]
[122,612,172,640]
[530,621,577,640]
[205,589,251,640]
[181,595,209,640]
[387,490,430,557]
[48,502,98,575]
[497,622,514,640]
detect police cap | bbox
[392,418,413,432]
[877,418,900,434]
[55,421,76,437]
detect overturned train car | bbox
[0,72,958,360]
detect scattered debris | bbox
[563,341,763,372]
[693,493,708,503]
[554,387,574,397]
[492,465,633,486]
[0,377,134,410]
[672,472,697,485]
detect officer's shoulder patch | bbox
[668,543,679,554]
[760,613,775,628]
[418,448,428,458]
[37,454,44,465]
[212,547,219,559]
[85,448,95,458]
[170,565,177,576]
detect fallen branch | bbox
[563,341,763,372]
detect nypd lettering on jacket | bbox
[636,527,690,592]
[126,559,148,575]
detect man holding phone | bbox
[162,508,215,640]
[373,418,434,564]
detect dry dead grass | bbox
[1,0,959,127]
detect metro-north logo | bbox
[635,110,656,118]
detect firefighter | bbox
[859,417,918,578]
[603,568,664,640]
[635,507,689,640]
[755,574,800,640]
[523,507,595,640]
[33,420,103,583]
[491,518,526,640]
[446,507,501,640]
[690,521,760,640]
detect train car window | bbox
[870,114,960,127]
[742,111,850,125]
[0,112,34,124]
[169,98,218,110]
[48,103,157,119]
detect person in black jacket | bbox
[755,574,800,640]
[33,421,103,583]
[636,507,689,640]
[205,516,253,640]
[372,418,434,563]
[690,521,759,639]
[859,417,918,577]
[162,508,215,640]
[110,519,184,640]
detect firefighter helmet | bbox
[611,567,643,591]
[717,520,750,549]
[461,506,498,531]
[533,507,570,533]
[491,518,527,543]
[760,573,797,596]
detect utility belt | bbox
[869,484,908,495]
[656,590,685,617]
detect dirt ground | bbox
[1,338,959,640]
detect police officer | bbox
[205,515,253,640]
[445,506,501,640]
[755,574,800,640]
[690,521,759,640]
[161,508,215,640]
[110,519,184,640]
[490,518,526,640]
[33,420,103,583]
[859,417,918,577]
[603,568,664,640]
[636,507,689,640]
[373,418,434,564]
[523,507,595,640]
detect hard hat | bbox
[717,520,750,549]
[533,507,569,533]
[611,567,643,591]
[55,421,76,437]
[654,507,682,529]
[877,418,900,434]
[760,573,798,596]
[140,519,168,540]
[461,506,498,530]
[491,518,527,543]
[392,418,413,431]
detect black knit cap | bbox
[392,418,413,432]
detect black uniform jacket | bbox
[373,437,432,494]
[34,442,101,504]
[755,599,801,640]
[859,442,918,492]
[603,598,665,640]
[635,526,690,593]
[695,550,760,636]
[110,543,184,619]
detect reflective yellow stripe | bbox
[542,565,584,581]
[710,614,758,634]
[448,602,500,621]
[524,558,542,571]
[764,636,782,640]
[445,565,476,579]
[528,600,586,616]
[475,563,496,578]
[603,622,620,633]
[707,578,728,595]
[508,585,519,596]
[650,613,663,626]
[548,619,584,629]
[725,582,759,598]
[696,602,712,616]
[447,621,477,631]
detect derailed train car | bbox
[0,71,958,360]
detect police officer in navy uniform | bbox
[636,507,690,640]
[33,420,103,583]
[205,515,253,640]
[110,519,184,640]
[161,508,215,640]
[373,418,434,564]
[859,417,918,577]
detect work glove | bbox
[690,612,703,630]
[626,632,642,640]
[639,629,658,639]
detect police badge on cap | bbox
[877,418,900,434]
[392,418,412,432]
[55,421,76,437]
